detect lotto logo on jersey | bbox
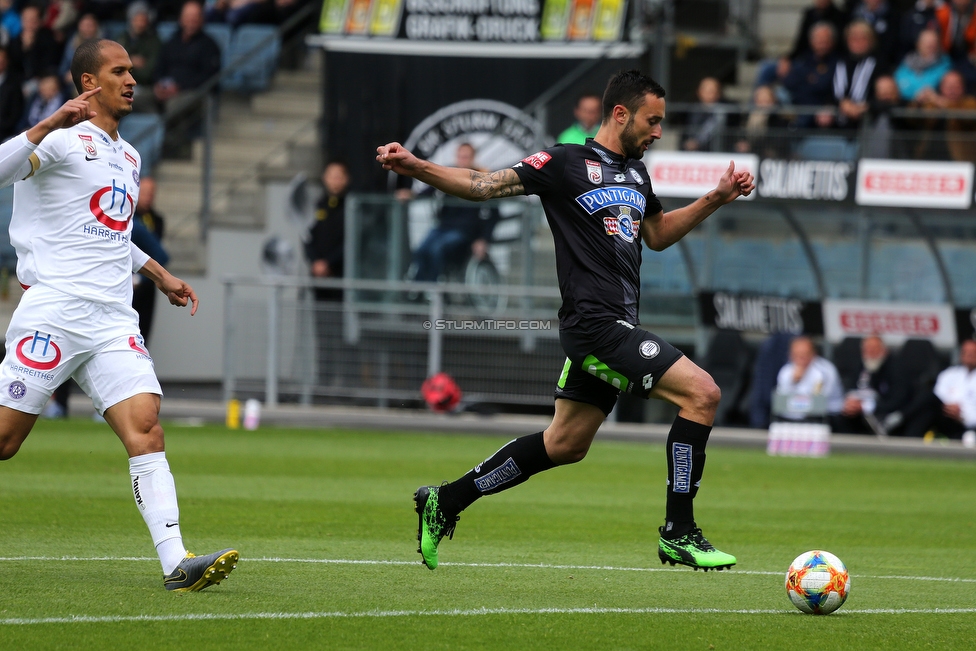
[16,331,62,371]
[90,179,134,232]
[522,151,551,170]
[585,159,603,185]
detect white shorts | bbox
[0,285,161,415]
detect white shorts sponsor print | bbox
[0,286,161,414]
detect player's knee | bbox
[547,440,590,464]
[696,376,721,414]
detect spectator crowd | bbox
[0,0,309,141]
[676,1,976,161]
[728,328,976,443]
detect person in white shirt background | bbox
[775,335,844,422]
[910,339,976,445]
[0,38,237,591]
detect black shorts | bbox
[554,319,684,416]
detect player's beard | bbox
[619,114,646,160]
[110,101,134,122]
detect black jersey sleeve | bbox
[511,146,567,197]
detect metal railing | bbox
[222,275,562,408]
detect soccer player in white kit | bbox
[0,39,238,591]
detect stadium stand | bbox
[224,24,280,93]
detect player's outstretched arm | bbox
[641,161,755,251]
[138,258,200,316]
[376,142,525,201]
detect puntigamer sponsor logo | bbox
[672,442,692,493]
[474,457,521,492]
[575,186,646,217]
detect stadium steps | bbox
[156,60,322,275]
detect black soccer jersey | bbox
[512,140,663,329]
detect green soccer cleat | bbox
[414,485,459,570]
[658,527,736,571]
[164,549,239,592]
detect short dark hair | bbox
[70,39,106,94]
[602,70,665,121]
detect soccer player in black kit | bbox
[377,70,755,571]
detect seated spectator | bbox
[783,22,842,127]
[0,0,21,41]
[831,20,881,129]
[43,0,79,43]
[775,336,844,422]
[681,77,738,151]
[935,0,976,62]
[58,13,101,93]
[790,1,849,61]
[557,92,601,145]
[8,5,62,98]
[734,85,790,157]
[754,1,847,103]
[0,46,23,142]
[895,28,952,100]
[118,1,161,112]
[864,74,909,157]
[411,142,498,283]
[912,69,976,160]
[21,72,64,129]
[153,0,221,110]
[898,0,940,63]
[836,335,905,434]
[153,1,221,155]
[847,0,900,71]
[207,0,269,28]
[902,339,976,438]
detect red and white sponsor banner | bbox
[646,152,758,200]
[855,159,974,209]
[822,299,957,348]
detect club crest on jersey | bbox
[575,185,646,217]
[89,179,134,231]
[585,159,603,185]
[16,331,62,370]
[603,207,637,242]
[78,134,96,157]
[629,169,644,184]
[522,151,551,170]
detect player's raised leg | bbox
[103,392,238,591]
[415,398,605,569]
[649,356,736,571]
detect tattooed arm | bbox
[376,142,525,201]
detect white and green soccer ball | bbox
[785,550,851,615]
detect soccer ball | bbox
[785,550,851,615]
[421,372,462,413]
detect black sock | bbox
[439,432,556,517]
[663,416,711,539]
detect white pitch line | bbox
[1,556,975,584]
[4,606,976,626]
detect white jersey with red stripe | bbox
[10,122,141,305]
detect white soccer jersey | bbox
[9,122,141,305]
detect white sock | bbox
[129,451,187,575]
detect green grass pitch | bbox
[1,419,974,650]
